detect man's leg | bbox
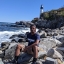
[15,44,25,61]
[32,45,38,63]
[15,44,22,56]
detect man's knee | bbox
[32,45,38,50]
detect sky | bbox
[0,0,64,23]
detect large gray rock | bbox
[47,48,63,61]
[56,48,64,61]
[54,35,64,47]
[55,35,64,43]
[4,42,28,60]
[18,53,33,64]
[18,49,46,64]
[4,43,18,60]
[56,47,64,52]
[56,48,64,56]
[39,38,62,51]
[0,58,4,64]
[17,45,47,64]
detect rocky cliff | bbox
[31,7,64,29]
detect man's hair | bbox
[30,24,36,29]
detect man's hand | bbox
[24,46,33,54]
[24,46,30,52]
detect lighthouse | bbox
[40,5,44,19]
[40,5,44,14]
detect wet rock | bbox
[10,34,26,42]
[18,34,25,38]
[15,21,26,25]
[11,36,26,42]
[11,37,19,42]
[18,38,26,42]
[9,35,18,39]
[11,39,17,42]
[25,32,30,35]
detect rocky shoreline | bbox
[0,25,64,64]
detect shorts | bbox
[21,45,39,54]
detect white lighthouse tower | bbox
[40,5,44,14]
[40,5,44,19]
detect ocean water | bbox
[0,22,38,46]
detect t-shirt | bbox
[27,33,40,46]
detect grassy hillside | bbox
[40,7,64,21]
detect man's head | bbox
[30,24,36,34]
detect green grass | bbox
[40,7,64,21]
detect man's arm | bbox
[27,40,40,48]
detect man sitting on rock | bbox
[14,24,40,64]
